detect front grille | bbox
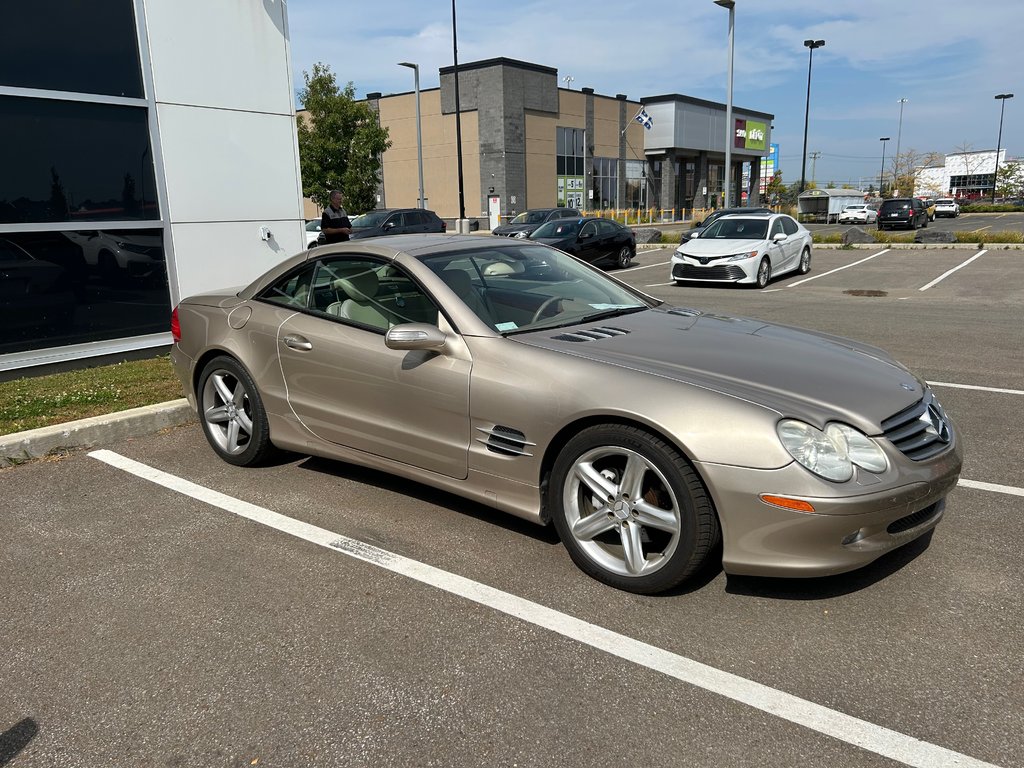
[673,264,745,281]
[887,502,941,534]
[881,391,953,461]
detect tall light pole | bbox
[992,93,1014,203]
[799,39,825,194]
[398,62,425,210]
[879,137,890,197]
[894,98,907,193]
[714,0,735,207]
[451,0,466,228]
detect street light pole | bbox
[714,0,735,208]
[992,93,1014,203]
[451,0,467,228]
[799,39,825,194]
[398,62,425,210]
[879,137,890,197]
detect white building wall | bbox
[142,0,304,302]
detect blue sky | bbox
[286,1,1021,188]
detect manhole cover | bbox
[844,289,888,297]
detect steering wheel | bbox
[530,295,561,324]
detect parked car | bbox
[170,234,962,594]
[671,213,812,289]
[877,198,929,230]
[934,199,960,218]
[347,208,446,240]
[837,204,878,224]
[680,207,772,244]
[305,220,321,248]
[528,216,635,268]
[492,207,579,238]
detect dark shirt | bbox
[320,205,351,243]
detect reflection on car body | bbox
[170,234,962,594]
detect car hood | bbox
[677,238,768,256]
[516,307,924,432]
[493,223,533,235]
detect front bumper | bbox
[696,441,962,578]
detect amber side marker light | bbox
[759,494,816,513]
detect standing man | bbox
[320,190,352,244]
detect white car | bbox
[837,204,878,224]
[671,213,812,289]
[934,199,960,218]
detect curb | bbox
[0,399,197,467]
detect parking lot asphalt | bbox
[2,242,1022,767]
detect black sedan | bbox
[528,217,635,268]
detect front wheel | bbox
[616,246,633,269]
[798,248,811,275]
[198,356,274,466]
[754,257,771,289]
[548,425,719,594]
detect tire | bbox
[197,355,274,467]
[798,248,811,275]
[616,246,633,269]
[754,257,771,289]
[548,424,719,594]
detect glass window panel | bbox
[0,96,159,224]
[1,2,143,98]
[0,228,170,356]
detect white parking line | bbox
[786,249,891,287]
[919,250,987,291]
[88,448,1005,768]
[928,381,1024,396]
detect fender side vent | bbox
[477,425,534,457]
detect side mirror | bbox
[386,323,447,351]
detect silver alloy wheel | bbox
[562,445,681,577]
[201,369,254,456]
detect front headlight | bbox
[726,250,760,262]
[776,420,888,482]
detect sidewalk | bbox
[0,399,196,467]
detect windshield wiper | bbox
[579,305,647,324]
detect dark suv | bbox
[492,207,579,238]
[347,208,446,239]
[877,198,928,231]
[681,206,772,243]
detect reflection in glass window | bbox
[1,2,143,98]
[0,96,159,224]
[0,229,170,356]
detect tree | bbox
[297,62,391,213]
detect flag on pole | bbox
[633,107,653,130]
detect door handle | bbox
[282,335,313,351]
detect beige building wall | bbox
[378,89,480,220]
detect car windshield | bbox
[423,243,652,335]
[350,211,391,228]
[530,219,582,238]
[700,218,769,240]
[511,210,549,225]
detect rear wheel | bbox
[548,424,719,594]
[616,246,633,269]
[198,356,274,466]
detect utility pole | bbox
[809,151,821,185]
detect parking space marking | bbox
[958,479,1024,498]
[919,250,987,291]
[786,249,891,287]
[929,381,1024,396]
[88,448,1004,768]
